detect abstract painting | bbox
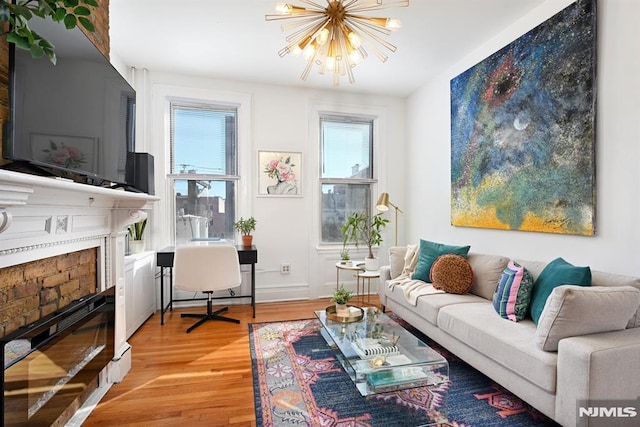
[450,0,596,236]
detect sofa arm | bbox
[379,265,391,307]
[556,327,640,427]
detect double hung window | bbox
[169,101,238,244]
[320,114,375,243]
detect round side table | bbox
[356,270,380,306]
[335,261,364,290]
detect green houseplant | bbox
[341,212,389,270]
[234,216,257,247]
[127,219,147,254]
[332,284,353,316]
[0,0,98,64]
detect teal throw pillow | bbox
[529,257,591,324]
[411,239,470,283]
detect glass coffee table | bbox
[315,306,449,423]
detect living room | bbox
[0,0,639,425]
[105,0,639,298]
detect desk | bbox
[157,245,258,324]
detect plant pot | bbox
[335,303,350,317]
[241,235,253,247]
[129,240,145,254]
[364,257,378,271]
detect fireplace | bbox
[0,168,157,425]
[1,287,115,426]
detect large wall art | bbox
[450,0,596,236]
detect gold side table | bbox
[335,261,365,290]
[356,270,380,306]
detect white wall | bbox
[406,0,640,276]
[134,72,406,301]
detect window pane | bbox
[170,103,237,175]
[174,179,236,244]
[321,119,372,179]
[321,183,370,243]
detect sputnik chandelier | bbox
[266,0,409,85]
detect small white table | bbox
[356,270,380,305]
[335,261,365,290]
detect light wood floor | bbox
[83,296,380,426]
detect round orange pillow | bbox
[429,254,474,294]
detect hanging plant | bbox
[0,0,98,64]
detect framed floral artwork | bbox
[258,151,302,197]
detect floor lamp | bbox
[376,192,403,246]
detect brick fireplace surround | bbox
[0,168,157,425]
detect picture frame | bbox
[30,133,98,172]
[258,150,302,197]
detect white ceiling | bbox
[109,0,547,97]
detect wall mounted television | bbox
[2,16,136,188]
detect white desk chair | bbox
[174,244,241,333]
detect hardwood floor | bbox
[83,297,380,426]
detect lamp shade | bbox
[376,192,390,211]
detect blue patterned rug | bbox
[250,315,558,426]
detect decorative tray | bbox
[325,305,364,323]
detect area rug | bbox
[250,316,558,427]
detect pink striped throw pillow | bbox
[492,261,534,321]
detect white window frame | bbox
[319,113,376,244]
[151,85,251,248]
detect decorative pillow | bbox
[388,244,418,279]
[430,254,474,294]
[529,257,591,324]
[388,246,408,279]
[492,261,534,321]
[412,239,470,283]
[535,285,640,351]
[468,254,510,300]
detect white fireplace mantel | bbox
[0,168,159,396]
[0,169,158,267]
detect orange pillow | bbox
[430,254,474,294]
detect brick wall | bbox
[0,248,98,338]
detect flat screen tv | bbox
[2,16,136,187]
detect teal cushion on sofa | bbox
[411,239,470,283]
[529,257,591,324]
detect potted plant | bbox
[234,216,257,247]
[332,284,353,317]
[127,219,147,254]
[339,248,352,266]
[341,212,389,271]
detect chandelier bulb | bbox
[275,3,290,14]
[349,50,362,65]
[347,32,362,49]
[317,28,330,45]
[386,18,402,30]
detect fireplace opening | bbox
[1,287,115,427]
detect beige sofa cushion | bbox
[467,253,510,300]
[535,285,640,351]
[437,302,558,393]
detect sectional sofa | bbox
[379,243,640,427]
